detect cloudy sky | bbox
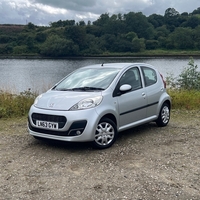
[0,0,199,26]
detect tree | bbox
[65,26,87,50]
[27,22,35,30]
[131,38,145,52]
[35,32,47,43]
[182,16,200,28]
[86,25,103,37]
[148,14,165,28]
[40,35,79,57]
[26,36,34,50]
[193,25,200,49]
[78,21,86,26]
[124,12,154,39]
[93,13,110,26]
[191,7,200,15]
[164,8,179,17]
[155,25,170,39]
[145,40,158,50]
[125,32,138,42]
[164,8,181,32]
[82,34,103,55]
[100,34,116,51]
[168,27,194,49]
[177,58,200,90]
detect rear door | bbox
[141,66,163,117]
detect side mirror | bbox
[119,84,132,92]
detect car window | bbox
[119,67,142,90]
[141,67,157,87]
[54,68,120,91]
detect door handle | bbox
[142,93,146,98]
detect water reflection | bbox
[0,57,199,93]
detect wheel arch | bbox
[99,113,117,126]
[163,99,171,110]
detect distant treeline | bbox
[1,7,200,57]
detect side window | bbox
[142,67,157,87]
[120,67,142,90]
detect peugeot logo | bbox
[49,103,54,107]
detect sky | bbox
[0,0,199,26]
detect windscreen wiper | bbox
[71,87,104,91]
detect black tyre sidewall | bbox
[156,103,170,127]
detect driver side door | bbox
[114,67,147,131]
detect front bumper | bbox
[28,106,100,142]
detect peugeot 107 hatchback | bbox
[28,63,171,149]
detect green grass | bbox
[0,88,200,119]
[168,89,200,110]
[0,89,37,118]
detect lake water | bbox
[0,57,200,93]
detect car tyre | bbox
[156,102,170,127]
[92,118,117,149]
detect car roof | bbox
[82,63,155,70]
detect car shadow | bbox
[31,122,159,151]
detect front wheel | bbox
[92,118,117,149]
[156,102,170,127]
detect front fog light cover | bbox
[70,96,103,110]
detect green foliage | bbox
[125,32,138,42]
[13,45,28,54]
[166,58,200,110]
[178,58,200,90]
[35,32,47,42]
[145,40,158,50]
[166,58,200,90]
[132,38,145,52]
[0,89,37,118]
[27,22,35,30]
[168,89,200,110]
[1,7,200,56]
[40,35,79,57]
[168,28,194,49]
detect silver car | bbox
[28,63,171,149]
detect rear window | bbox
[141,67,157,87]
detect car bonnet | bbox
[34,90,102,110]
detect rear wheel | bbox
[156,102,170,127]
[92,118,117,149]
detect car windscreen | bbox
[54,68,120,91]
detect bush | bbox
[166,57,200,90]
[0,89,37,118]
[166,57,200,110]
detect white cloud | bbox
[0,0,199,25]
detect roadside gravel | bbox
[0,110,200,200]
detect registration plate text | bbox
[36,120,59,129]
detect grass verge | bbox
[0,89,200,119]
[0,89,37,118]
[168,89,200,110]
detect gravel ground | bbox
[0,110,200,200]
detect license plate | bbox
[36,120,58,129]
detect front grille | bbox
[31,113,67,129]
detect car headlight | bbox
[69,96,103,110]
[34,94,42,106]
